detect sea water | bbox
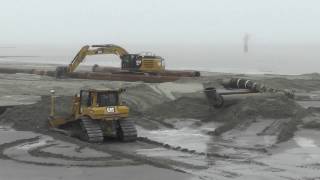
[0,43,319,75]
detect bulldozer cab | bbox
[79,89,119,109]
[75,88,129,121]
[79,89,122,108]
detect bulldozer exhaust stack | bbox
[50,89,56,117]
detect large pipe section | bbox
[204,87,224,108]
[204,78,295,109]
[221,78,259,92]
[221,78,294,98]
[204,87,259,109]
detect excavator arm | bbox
[67,44,129,73]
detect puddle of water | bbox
[296,91,320,108]
[0,127,131,167]
[164,118,201,129]
[297,101,320,108]
[17,137,53,150]
[0,126,14,131]
[138,127,211,153]
[137,148,208,166]
[42,142,111,158]
[139,127,211,153]
[294,137,318,148]
[254,130,320,179]
[137,119,221,154]
[0,127,38,144]
[221,118,278,148]
[0,95,41,106]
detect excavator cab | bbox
[49,88,137,143]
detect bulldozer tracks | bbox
[118,119,138,142]
[80,117,104,143]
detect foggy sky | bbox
[1,0,320,45]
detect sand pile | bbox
[303,120,320,129]
[128,96,214,129]
[211,94,307,142]
[260,78,320,92]
[301,111,320,130]
[123,84,171,113]
[142,96,214,120]
[131,89,307,142]
[0,96,72,131]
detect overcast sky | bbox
[1,0,320,45]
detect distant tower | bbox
[243,33,250,53]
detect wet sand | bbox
[0,62,320,179]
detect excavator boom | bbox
[67,44,129,73]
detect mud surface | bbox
[0,96,72,131]
[0,63,320,179]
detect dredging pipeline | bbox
[0,67,182,83]
[92,65,201,77]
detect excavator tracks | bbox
[117,120,138,142]
[80,117,104,143]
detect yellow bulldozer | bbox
[48,88,137,143]
[56,44,165,77]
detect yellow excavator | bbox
[56,44,165,77]
[48,88,137,143]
